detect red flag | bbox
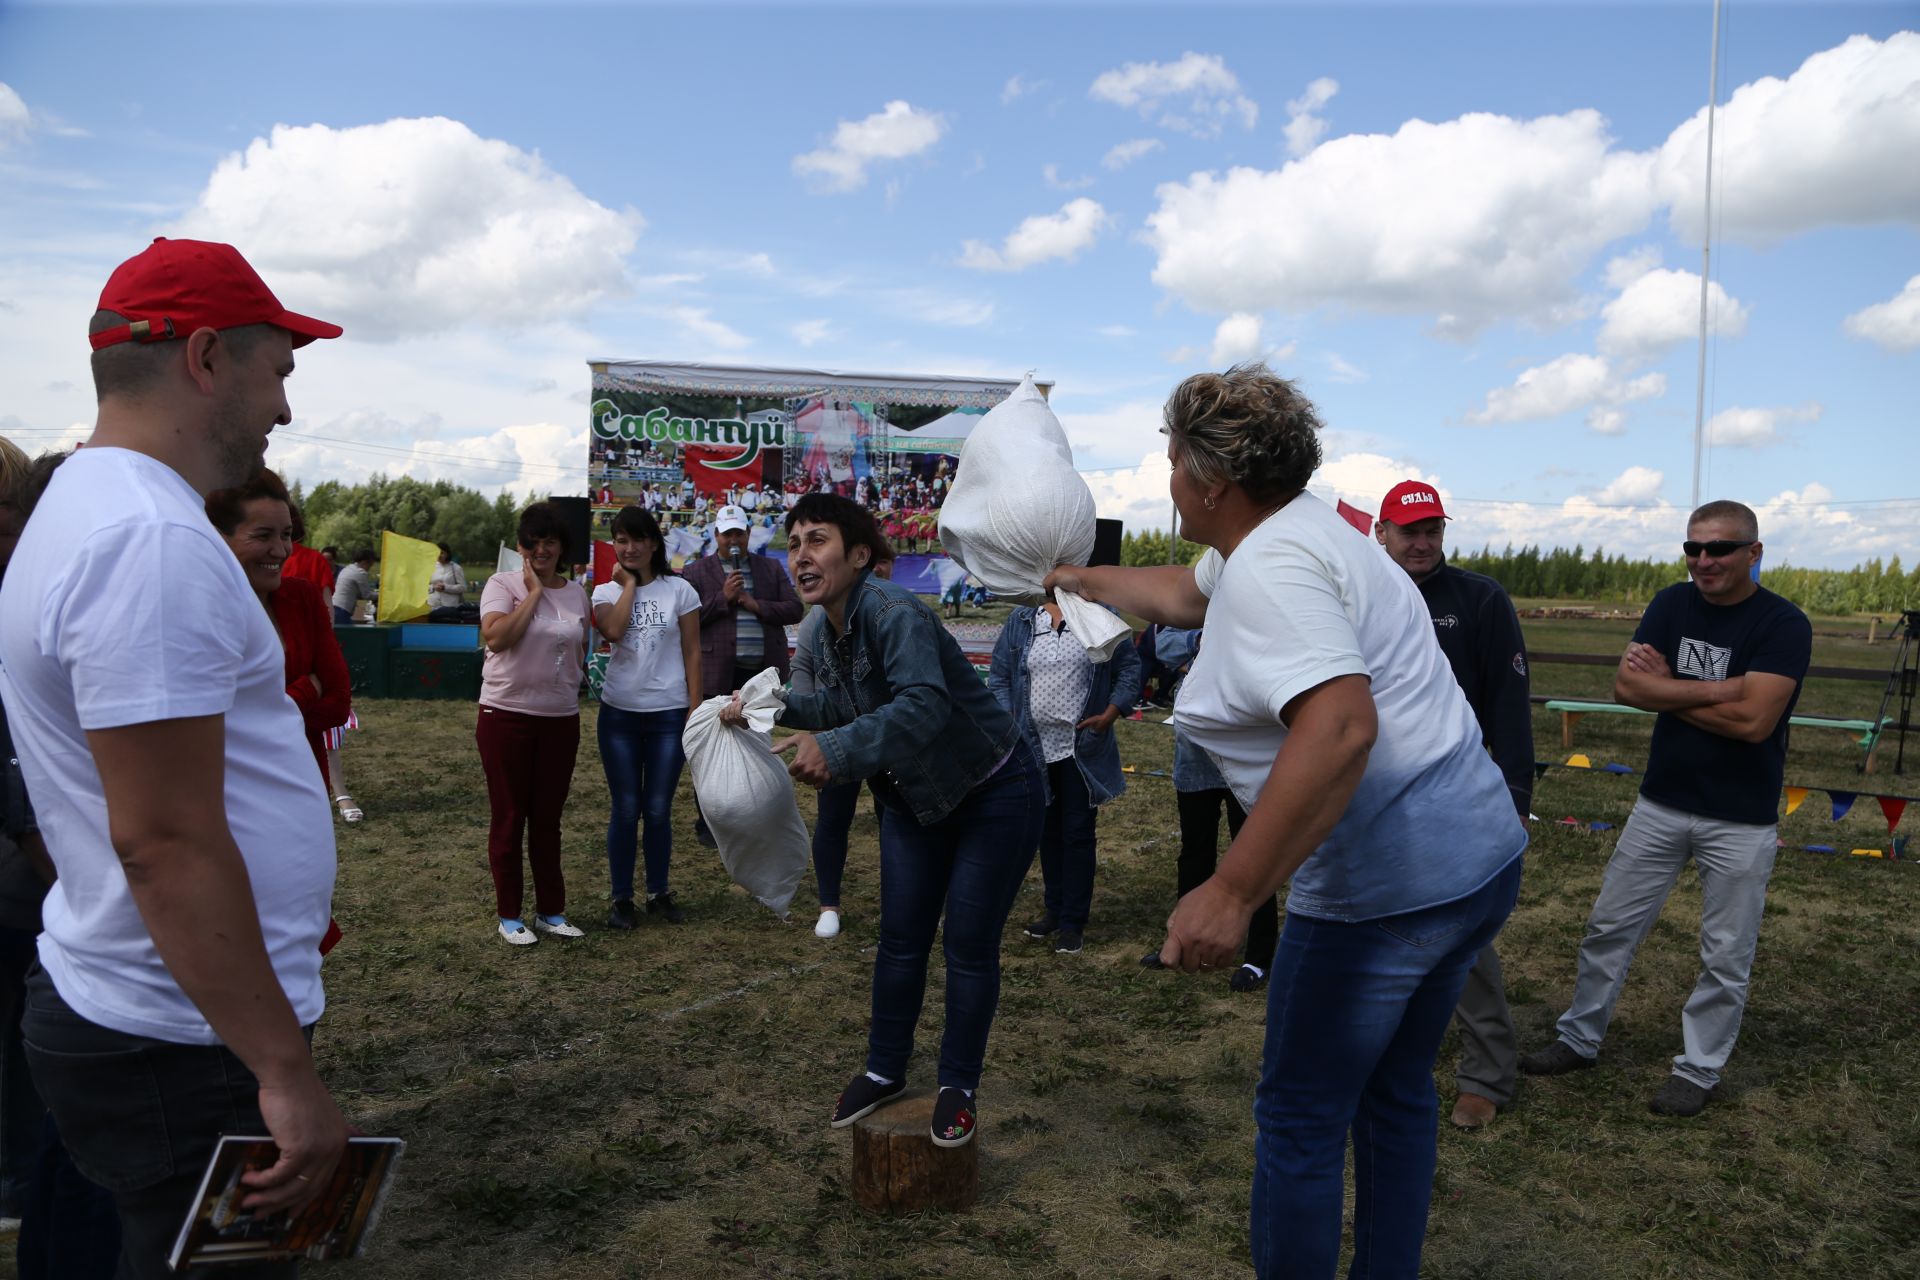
[682,444,764,496]
[592,539,617,586]
[1335,499,1373,535]
[1880,796,1908,833]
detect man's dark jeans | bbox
[20,967,300,1279]
[866,743,1043,1092]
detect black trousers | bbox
[1176,788,1280,969]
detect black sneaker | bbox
[1228,964,1267,993]
[605,898,638,931]
[1021,912,1057,940]
[1139,949,1166,970]
[1519,1041,1597,1076]
[693,820,717,850]
[1648,1075,1712,1117]
[646,891,686,924]
[930,1086,976,1148]
[830,1073,905,1128]
[1054,929,1083,955]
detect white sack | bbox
[937,374,1131,661]
[682,668,809,917]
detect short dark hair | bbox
[352,547,375,565]
[436,541,454,559]
[205,467,293,536]
[1687,499,1759,541]
[89,310,276,402]
[609,504,671,579]
[516,501,573,561]
[1164,361,1324,506]
[785,493,888,566]
[321,545,340,561]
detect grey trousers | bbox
[1553,795,1778,1089]
[1453,945,1517,1105]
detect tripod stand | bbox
[1865,609,1919,775]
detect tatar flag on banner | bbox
[1784,786,1809,815]
[1879,796,1908,833]
[683,443,763,496]
[1335,499,1373,536]
[375,531,438,623]
[1828,790,1858,822]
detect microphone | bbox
[729,548,745,574]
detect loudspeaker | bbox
[1090,518,1123,567]
[548,496,593,568]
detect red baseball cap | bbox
[1377,480,1449,525]
[90,238,343,351]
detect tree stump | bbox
[850,1088,978,1214]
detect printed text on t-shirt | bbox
[1676,636,1733,681]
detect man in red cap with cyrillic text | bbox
[0,239,348,1277]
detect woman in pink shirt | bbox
[478,503,593,945]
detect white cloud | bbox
[958,198,1110,272]
[1593,465,1665,506]
[1586,407,1626,435]
[1102,137,1164,170]
[1312,452,1442,515]
[1057,400,1171,471]
[790,318,834,348]
[271,410,586,499]
[1209,313,1264,364]
[658,305,748,352]
[1088,52,1258,137]
[1597,267,1748,362]
[1705,402,1821,448]
[886,289,994,327]
[170,117,641,343]
[1654,33,1920,243]
[1042,163,1094,191]
[1283,76,1339,158]
[792,100,946,193]
[1145,109,1656,331]
[1097,324,1136,338]
[1323,353,1368,384]
[1465,353,1665,427]
[1843,274,1920,350]
[1082,450,1176,531]
[0,83,28,147]
[1603,246,1663,290]
[1002,74,1044,105]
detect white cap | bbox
[714,504,749,533]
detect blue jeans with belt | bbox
[867,742,1043,1091]
[1250,856,1522,1280]
[596,704,687,900]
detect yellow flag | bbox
[1784,786,1809,815]
[376,530,438,623]
[1565,754,1591,769]
[1851,848,1884,859]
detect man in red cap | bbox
[0,239,348,1276]
[1375,480,1533,1130]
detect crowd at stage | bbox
[0,239,1818,1280]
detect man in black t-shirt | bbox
[1376,481,1533,1130]
[1521,500,1811,1117]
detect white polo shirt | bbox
[0,448,335,1043]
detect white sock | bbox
[865,1071,894,1086]
[1241,963,1265,978]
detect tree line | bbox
[291,475,539,567]
[1119,531,1918,617]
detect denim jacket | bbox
[780,571,1020,825]
[988,606,1142,808]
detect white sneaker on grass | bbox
[534,915,585,938]
[814,908,841,939]
[499,919,538,946]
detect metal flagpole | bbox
[1690,0,1724,510]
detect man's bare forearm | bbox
[1614,668,1743,713]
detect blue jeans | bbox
[1250,857,1522,1280]
[867,743,1043,1091]
[812,780,862,909]
[1038,758,1098,930]
[596,704,687,900]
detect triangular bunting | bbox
[1335,498,1374,535]
[1829,791,1857,822]
[1565,754,1592,769]
[1878,796,1907,833]
[1784,786,1809,815]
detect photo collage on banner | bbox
[586,361,1043,593]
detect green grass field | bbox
[30,613,1920,1279]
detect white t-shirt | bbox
[1176,493,1523,922]
[0,448,336,1042]
[591,575,701,712]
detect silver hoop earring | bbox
[1204,496,1217,510]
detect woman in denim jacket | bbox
[724,494,1042,1149]
[988,603,1141,955]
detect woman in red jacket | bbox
[205,468,352,784]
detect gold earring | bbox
[1204,495,1217,510]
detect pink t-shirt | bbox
[479,572,592,716]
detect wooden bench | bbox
[1544,699,1887,757]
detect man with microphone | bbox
[682,503,803,849]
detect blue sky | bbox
[2,1,1915,567]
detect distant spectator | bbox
[330,547,375,624]
[428,543,468,618]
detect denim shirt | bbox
[781,571,1021,825]
[988,606,1142,808]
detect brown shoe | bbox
[1450,1091,1498,1130]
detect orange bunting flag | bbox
[1879,797,1908,833]
[1783,786,1809,816]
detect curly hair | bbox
[1163,362,1324,506]
[204,466,293,536]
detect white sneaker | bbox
[534,915,585,938]
[499,920,538,946]
[814,909,841,939]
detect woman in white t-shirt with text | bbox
[592,505,701,930]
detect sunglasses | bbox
[1682,539,1754,559]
